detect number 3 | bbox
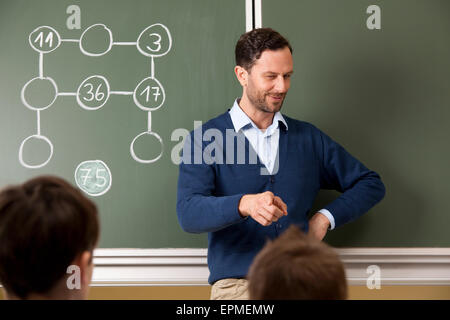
[146,33,161,52]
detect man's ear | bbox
[72,251,93,286]
[234,65,248,87]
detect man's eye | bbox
[266,75,276,79]
[284,74,291,79]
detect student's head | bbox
[234,28,293,114]
[0,175,99,300]
[247,225,348,300]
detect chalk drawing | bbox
[79,24,113,57]
[137,23,172,57]
[133,76,165,112]
[19,134,54,169]
[76,75,110,110]
[75,160,112,196]
[29,26,61,53]
[21,76,58,111]
[130,131,164,164]
[20,23,171,170]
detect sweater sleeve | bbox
[317,127,386,228]
[176,131,246,234]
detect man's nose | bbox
[274,76,288,93]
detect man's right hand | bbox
[238,191,288,226]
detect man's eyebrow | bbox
[263,71,294,75]
[263,71,277,75]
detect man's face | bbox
[245,47,293,113]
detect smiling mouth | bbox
[268,95,284,101]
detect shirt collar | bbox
[229,98,288,133]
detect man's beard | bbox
[247,87,286,114]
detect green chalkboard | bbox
[263,0,450,246]
[0,0,244,248]
[1,0,449,249]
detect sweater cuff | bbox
[220,193,247,226]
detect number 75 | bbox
[80,168,107,187]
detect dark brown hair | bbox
[235,27,292,71]
[0,176,99,299]
[247,225,347,300]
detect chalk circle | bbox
[133,77,165,111]
[18,134,54,169]
[130,131,164,164]
[79,24,113,57]
[75,160,112,197]
[28,26,61,53]
[21,76,58,111]
[76,75,110,110]
[137,23,172,57]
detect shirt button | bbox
[270,177,275,183]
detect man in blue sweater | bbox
[177,28,385,299]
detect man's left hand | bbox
[308,213,330,241]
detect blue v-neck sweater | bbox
[177,111,385,284]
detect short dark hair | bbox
[247,225,348,300]
[235,28,292,71]
[0,176,99,299]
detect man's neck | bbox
[238,95,275,130]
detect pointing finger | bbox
[273,196,288,215]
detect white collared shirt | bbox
[229,99,287,174]
[228,99,335,230]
